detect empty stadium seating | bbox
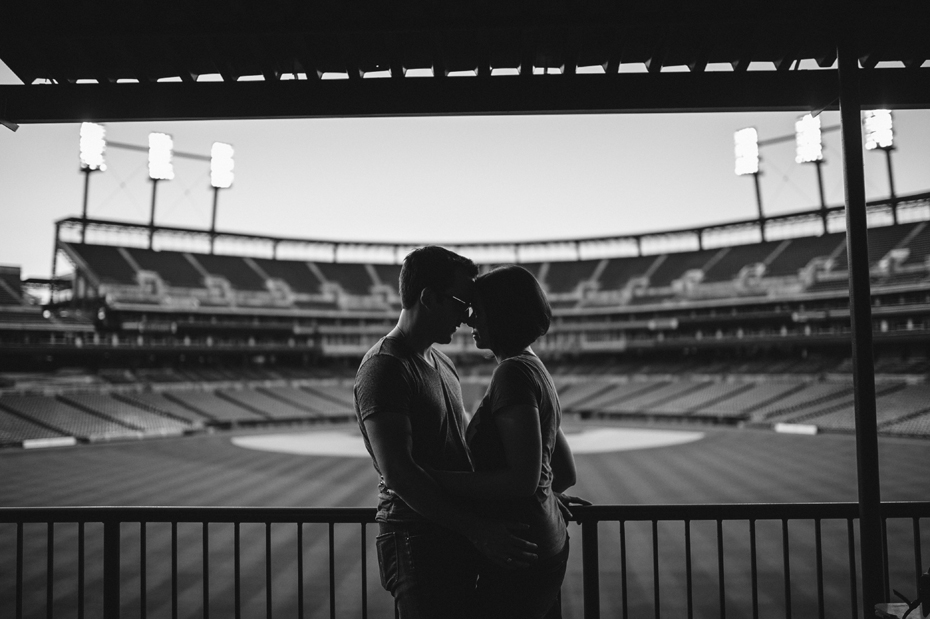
[314,262,375,295]
[764,233,845,277]
[2,358,930,447]
[0,395,143,442]
[193,254,268,292]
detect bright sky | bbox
[3,60,929,278]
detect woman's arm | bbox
[551,427,577,494]
[429,402,542,500]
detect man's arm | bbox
[427,403,543,500]
[364,410,538,566]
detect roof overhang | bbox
[2,2,929,124]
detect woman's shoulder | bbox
[490,353,546,390]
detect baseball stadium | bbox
[2,4,930,619]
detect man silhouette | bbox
[355,246,537,618]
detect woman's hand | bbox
[555,492,593,522]
[466,518,539,569]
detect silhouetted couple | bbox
[354,246,586,619]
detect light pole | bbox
[734,127,766,241]
[147,132,174,249]
[78,122,106,243]
[863,110,897,223]
[209,142,234,254]
[795,113,828,231]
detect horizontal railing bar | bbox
[0,506,378,524]
[1,502,928,525]
[569,502,930,522]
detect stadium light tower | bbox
[795,113,828,230]
[863,109,897,223]
[78,122,106,243]
[209,142,234,254]
[147,132,175,249]
[734,127,766,240]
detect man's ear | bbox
[419,287,436,311]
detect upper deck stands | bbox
[830,222,920,270]
[647,249,719,287]
[193,254,267,292]
[0,286,20,305]
[251,258,320,293]
[903,223,930,266]
[372,264,401,291]
[68,244,138,285]
[0,267,23,305]
[314,262,374,295]
[124,247,204,288]
[702,241,785,283]
[57,215,930,318]
[598,256,659,291]
[544,259,601,294]
[764,233,846,277]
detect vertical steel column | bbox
[815,160,827,212]
[753,172,766,241]
[210,187,219,254]
[148,179,160,250]
[884,148,898,224]
[51,223,61,304]
[837,37,884,616]
[81,169,92,243]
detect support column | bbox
[837,38,883,616]
[753,172,766,241]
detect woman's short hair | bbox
[477,265,551,354]
[399,246,478,309]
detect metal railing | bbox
[1,502,928,619]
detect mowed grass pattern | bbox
[1,420,928,619]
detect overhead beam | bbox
[3,69,928,124]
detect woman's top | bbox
[466,351,566,559]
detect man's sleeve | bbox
[355,355,412,422]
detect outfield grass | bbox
[1,419,928,618]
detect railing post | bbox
[582,519,600,619]
[103,521,120,619]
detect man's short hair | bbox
[399,246,478,309]
[476,265,551,354]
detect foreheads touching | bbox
[399,246,478,310]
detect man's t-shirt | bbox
[355,335,473,523]
[466,351,567,559]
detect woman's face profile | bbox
[468,295,492,351]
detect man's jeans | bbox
[376,521,478,619]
